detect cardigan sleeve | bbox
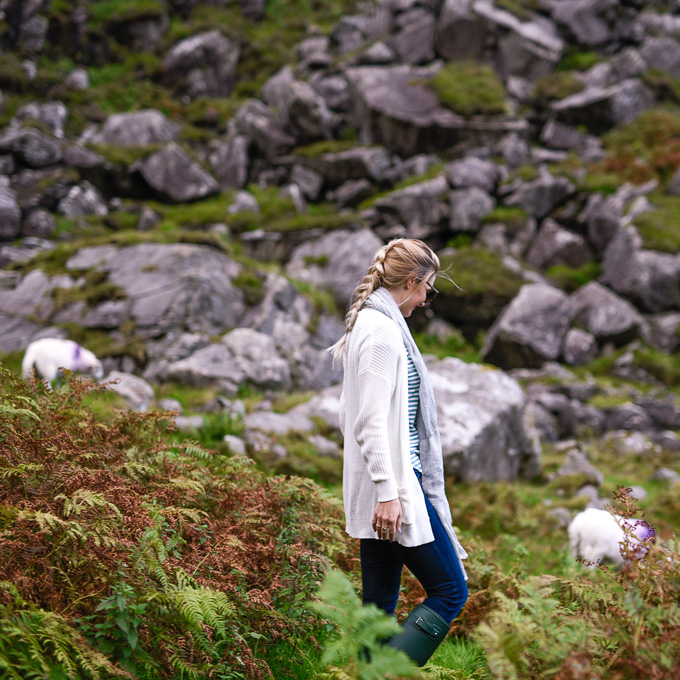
[352,327,401,502]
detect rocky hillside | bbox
[1,0,680,483]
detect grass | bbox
[495,0,541,21]
[634,193,680,253]
[481,206,529,233]
[545,262,602,293]
[88,0,165,25]
[430,62,508,118]
[533,71,584,104]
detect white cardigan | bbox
[339,308,435,546]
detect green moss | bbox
[580,170,622,195]
[635,194,680,253]
[88,0,165,25]
[412,330,481,364]
[303,255,329,267]
[642,69,680,105]
[545,262,602,293]
[482,206,529,232]
[631,346,680,386]
[232,269,265,306]
[495,0,541,20]
[533,72,584,103]
[600,107,680,185]
[289,279,338,317]
[558,50,601,73]
[430,62,508,117]
[51,270,127,312]
[293,140,366,157]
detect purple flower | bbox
[622,519,657,559]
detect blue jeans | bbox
[360,473,468,624]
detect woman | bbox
[330,238,468,667]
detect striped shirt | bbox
[405,346,422,473]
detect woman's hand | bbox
[372,498,402,541]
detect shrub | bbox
[0,365,352,678]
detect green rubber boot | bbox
[386,603,449,667]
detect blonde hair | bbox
[329,238,440,366]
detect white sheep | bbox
[568,507,656,568]
[22,338,104,387]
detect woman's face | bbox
[400,272,437,317]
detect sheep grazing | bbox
[22,338,104,387]
[568,507,656,569]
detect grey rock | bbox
[67,243,246,335]
[244,410,314,436]
[286,228,383,306]
[57,181,108,218]
[435,0,486,62]
[373,174,449,237]
[103,371,155,411]
[174,415,204,432]
[666,166,680,196]
[579,191,625,254]
[241,0,266,21]
[0,177,21,240]
[548,506,572,529]
[157,398,183,414]
[345,64,526,157]
[561,281,643,346]
[482,283,570,369]
[430,356,541,482]
[309,74,351,112]
[445,156,505,193]
[140,143,219,203]
[601,226,680,313]
[207,135,249,190]
[562,328,598,366]
[92,110,181,148]
[223,434,247,456]
[333,178,374,208]
[137,205,161,231]
[80,300,132,330]
[308,434,341,458]
[290,164,324,201]
[497,132,531,169]
[167,328,291,394]
[63,145,106,170]
[14,102,68,139]
[506,169,575,219]
[0,237,54,268]
[289,384,342,432]
[279,183,307,214]
[605,403,653,432]
[65,68,89,90]
[358,41,397,65]
[21,208,56,239]
[0,154,15,175]
[388,10,435,65]
[646,313,680,353]
[0,128,62,168]
[640,36,680,80]
[636,399,680,430]
[526,400,559,442]
[550,79,655,135]
[550,445,605,486]
[557,400,606,438]
[230,99,296,160]
[300,145,392,188]
[162,30,240,99]
[297,36,331,61]
[540,119,596,152]
[649,467,680,484]
[448,187,495,233]
[526,219,593,270]
[543,0,615,46]
[228,190,260,214]
[380,153,441,187]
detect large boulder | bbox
[372,174,449,237]
[298,145,392,189]
[388,8,436,65]
[66,243,247,335]
[344,64,526,157]
[550,79,656,135]
[285,228,383,306]
[57,181,108,218]
[448,186,495,233]
[0,128,62,168]
[262,66,337,143]
[601,227,680,313]
[506,169,576,219]
[91,110,181,149]
[429,357,541,482]
[561,281,643,346]
[13,102,69,139]
[166,328,291,394]
[207,135,249,190]
[230,99,297,161]
[640,36,680,80]
[482,283,570,369]
[139,143,219,203]
[435,0,486,62]
[162,30,240,99]
[543,0,616,47]
[445,156,505,193]
[526,219,593,270]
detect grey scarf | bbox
[365,286,469,571]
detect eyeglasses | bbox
[424,281,439,304]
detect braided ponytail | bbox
[328,238,439,367]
